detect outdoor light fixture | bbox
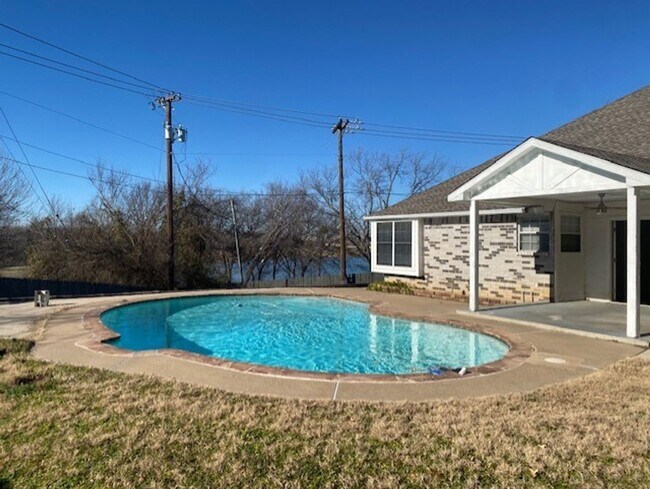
[596,193,608,215]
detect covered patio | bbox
[475,300,650,344]
[448,137,650,340]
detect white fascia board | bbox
[363,207,525,221]
[447,137,650,202]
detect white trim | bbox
[364,207,525,221]
[448,138,650,202]
[468,199,479,312]
[627,187,641,338]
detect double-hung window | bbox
[375,221,413,267]
[561,216,581,252]
[518,216,550,252]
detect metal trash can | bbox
[34,290,50,307]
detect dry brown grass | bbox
[0,340,649,488]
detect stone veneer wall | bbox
[387,215,554,305]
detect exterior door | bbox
[614,220,650,304]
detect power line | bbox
[183,93,344,120]
[0,133,48,214]
[0,106,58,215]
[361,126,520,143]
[3,155,146,190]
[183,95,525,143]
[185,99,331,128]
[358,129,519,146]
[0,133,163,184]
[363,122,524,141]
[0,50,158,97]
[185,151,337,156]
[0,21,526,145]
[0,21,167,93]
[186,99,521,145]
[0,90,335,157]
[0,41,163,93]
[0,88,161,151]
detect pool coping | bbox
[79,291,533,383]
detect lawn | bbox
[0,339,649,488]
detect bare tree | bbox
[0,155,29,228]
[25,147,448,288]
[304,147,447,265]
[0,156,31,267]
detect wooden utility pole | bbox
[332,117,349,284]
[230,198,243,285]
[156,92,182,290]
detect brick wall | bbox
[387,215,554,305]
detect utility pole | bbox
[230,198,243,285]
[156,92,182,290]
[332,117,349,284]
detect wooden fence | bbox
[0,277,150,301]
[246,272,384,289]
[0,272,384,300]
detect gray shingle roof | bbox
[542,85,650,163]
[371,85,650,218]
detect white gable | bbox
[476,149,627,199]
[448,138,650,202]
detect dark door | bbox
[614,220,650,304]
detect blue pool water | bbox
[101,295,508,374]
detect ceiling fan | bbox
[585,193,626,215]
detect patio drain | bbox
[544,357,567,365]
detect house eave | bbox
[363,207,526,221]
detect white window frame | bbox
[371,219,422,277]
[517,215,550,253]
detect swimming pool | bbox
[100,295,509,375]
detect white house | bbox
[366,86,650,339]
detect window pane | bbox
[377,222,392,243]
[377,243,393,265]
[561,234,581,252]
[519,234,540,251]
[561,216,581,252]
[394,244,412,267]
[394,221,412,244]
[561,216,580,234]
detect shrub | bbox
[367,280,414,295]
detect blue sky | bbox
[1,1,649,211]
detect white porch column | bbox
[627,187,641,338]
[469,199,479,312]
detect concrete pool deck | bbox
[0,288,647,401]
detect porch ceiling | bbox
[477,187,650,208]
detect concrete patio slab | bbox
[463,300,650,347]
[1,288,646,401]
